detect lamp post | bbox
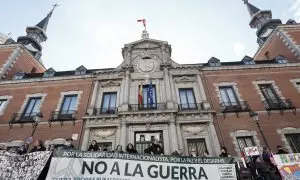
[250,111,270,150]
[31,114,43,136]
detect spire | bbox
[243,0,260,17]
[36,4,58,31]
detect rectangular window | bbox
[285,134,300,153]
[187,139,207,157]
[0,99,7,112]
[141,85,156,107]
[60,95,78,114]
[219,86,239,106]
[135,131,163,154]
[179,88,196,109]
[101,92,117,114]
[296,82,300,90]
[236,136,255,153]
[244,61,255,65]
[98,142,112,151]
[259,84,280,104]
[22,97,42,118]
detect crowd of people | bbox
[0,137,290,180]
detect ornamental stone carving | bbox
[174,76,196,83]
[138,59,155,72]
[91,128,116,138]
[182,124,208,134]
[100,80,121,87]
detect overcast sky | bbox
[1,0,299,70]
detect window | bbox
[22,97,42,118]
[187,139,207,157]
[101,92,117,114]
[0,99,7,112]
[276,56,287,64]
[244,60,255,65]
[75,66,87,75]
[179,88,196,109]
[259,84,281,104]
[142,85,156,107]
[60,95,78,114]
[219,86,239,106]
[296,82,300,90]
[236,136,255,153]
[285,134,300,153]
[13,72,25,80]
[97,142,112,151]
[43,68,55,78]
[209,62,220,66]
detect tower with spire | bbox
[17,4,57,61]
[243,0,282,46]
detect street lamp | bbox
[31,113,43,136]
[250,111,270,150]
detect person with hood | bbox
[29,140,46,153]
[276,145,288,154]
[88,140,99,151]
[61,138,75,150]
[115,145,124,153]
[219,146,230,157]
[144,138,163,155]
[253,156,280,180]
[126,143,137,153]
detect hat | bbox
[66,138,73,141]
[252,155,260,162]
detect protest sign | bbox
[46,150,237,180]
[273,153,300,180]
[0,150,52,180]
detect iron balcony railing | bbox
[49,110,77,122]
[129,103,167,111]
[263,99,296,113]
[93,107,118,115]
[178,103,204,111]
[220,101,251,113]
[9,112,43,124]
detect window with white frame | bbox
[13,72,25,80]
[285,134,300,153]
[0,99,7,112]
[22,97,42,118]
[219,86,239,106]
[236,136,255,153]
[179,88,196,109]
[101,92,117,114]
[60,95,78,115]
[258,84,281,104]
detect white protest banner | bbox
[0,150,52,180]
[244,146,259,156]
[46,150,237,180]
[273,153,300,180]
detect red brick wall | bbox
[203,66,300,155]
[0,77,93,148]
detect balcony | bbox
[220,101,251,117]
[178,103,205,111]
[263,99,296,115]
[128,103,167,111]
[49,110,77,126]
[9,112,43,127]
[93,107,118,115]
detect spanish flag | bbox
[138,83,143,106]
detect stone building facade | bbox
[81,31,220,156]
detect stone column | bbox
[176,124,184,150]
[208,121,221,156]
[120,120,127,149]
[119,77,125,107]
[122,70,130,111]
[81,128,90,151]
[169,120,178,152]
[164,67,173,109]
[87,80,99,115]
[115,125,121,146]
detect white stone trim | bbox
[230,130,262,157]
[18,93,47,114]
[290,78,300,93]
[252,80,284,101]
[0,95,12,116]
[214,82,243,104]
[277,127,300,153]
[95,86,120,110]
[0,47,22,79]
[55,91,83,112]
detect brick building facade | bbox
[0,1,299,157]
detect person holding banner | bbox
[144,138,163,155]
[88,140,100,151]
[115,145,124,153]
[126,143,137,153]
[29,140,46,153]
[253,156,281,180]
[219,146,230,157]
[61,138,75,150]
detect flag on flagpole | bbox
[138,83,143,107]
[147,80,154,108]
[137,19,146,29]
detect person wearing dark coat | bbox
[126,143,137,153]
[219,146,230,157]
[144,139,163,155]
[115,145,124,153]
[171,149,183,156]
[61,138,75,150]
[276,145,288,154]
[88,140,99,151]
[29,140,46,153]
[253,156,280,180]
